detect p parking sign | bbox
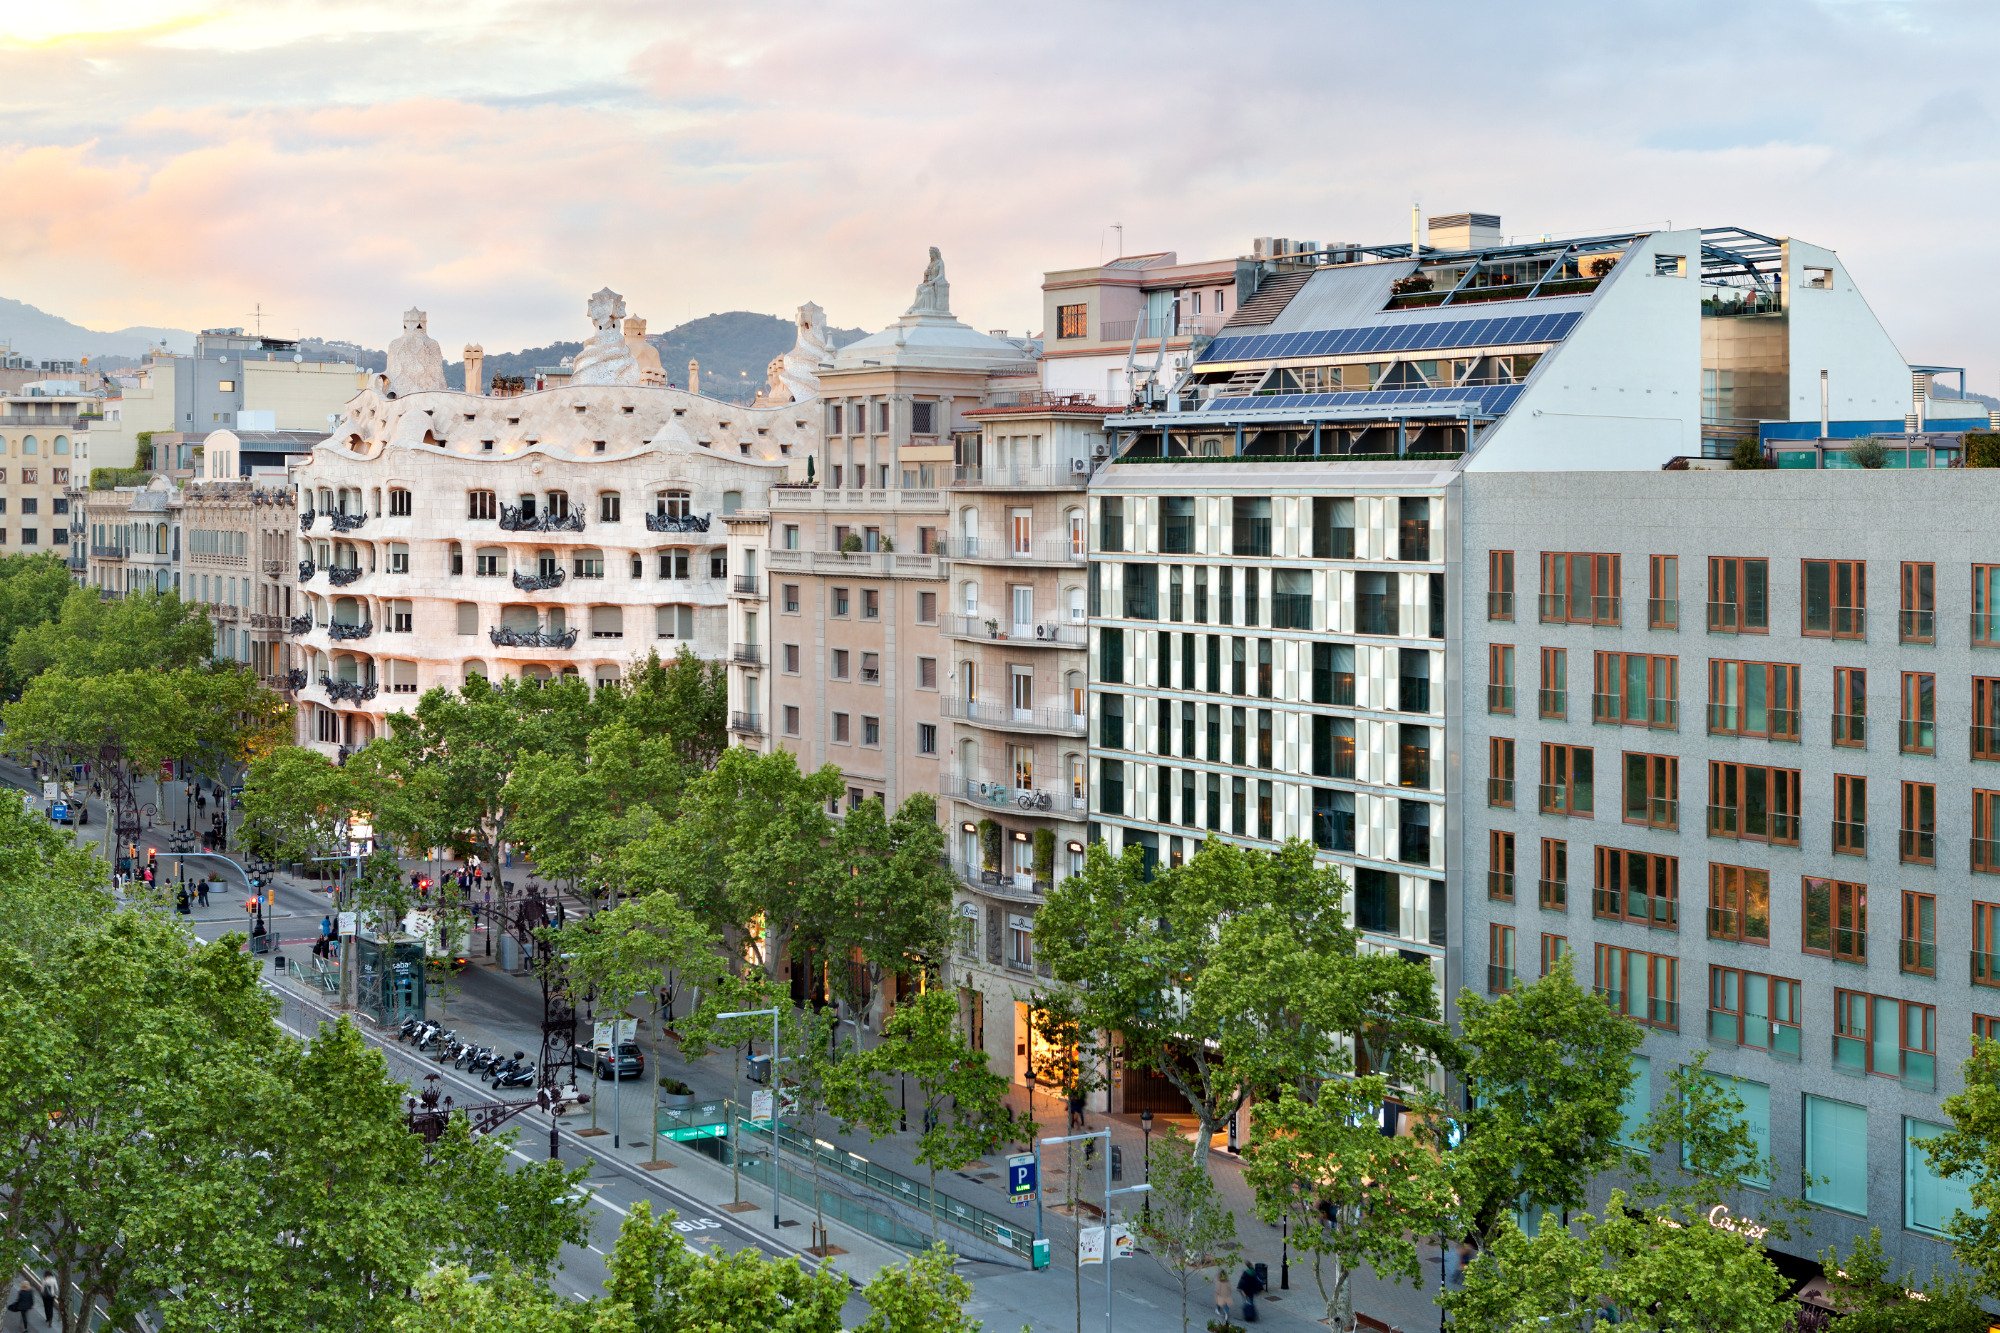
[1007,1152,1037,1203]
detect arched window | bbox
[959,580,978,617]
[388,487,411,516]
[21,435,37,456]
[52,435,68,455]
[462,659,488,684]
[598,490,622,523]
[654,489,691,520]
[571,547,605,579]
[722,490,742,515]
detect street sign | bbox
[750,1089,774,1122]
[1078,1222,1135,1265]
[1007,1152,1037,1202]
[40,781,56,801]
[338,911,357,937]
[49,804,66,823]
[665,1123,728,1143]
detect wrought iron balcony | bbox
[91,544,127,560]
[288,614,313,635]
[278,668,307,692]
[498,504,585,533]
[299,509,316,532]
[645,511,711,534]
[729,711,764,735]
[327,620,374,641]
[512,568,566,592]
[299,560,316,582]
[329,511,367,533]
[320,675,378,703]
[326,566,364,587]
[487,625,578,649]
[732,575,763,596]
[732,642,762,666]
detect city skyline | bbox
[0,0,1994,387]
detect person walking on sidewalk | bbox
[1236,1261,1264,1323]
[1213,1269,1234,1322]
[7,1282,32,1332]
[196,877,210,909]
[38,1272,55,1325]
[1066,1091,1086,1131]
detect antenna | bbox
[1112,223,1124,259]
[247,303,265,336]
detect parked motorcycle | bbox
[468,1046,499,1076]
[438,1038,465,1065]
[494,1058,537,1090]
[396,1017,425,1043]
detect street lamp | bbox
[1139,1109,1153,1219]
[718,1006,782,1230]
[1039,1128,1150,1333]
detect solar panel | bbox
[1198,307,1584,365]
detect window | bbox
[832,588,849,618]
[1056,303,1088,339]
[1832,667,1866,747]
[916,723,937,755]
[1488,924,1516,993]
[1834,773,1867,856]
[468,490,496,520]
[1707,556,1769,633]
[910,402,936,435]
[1311,498,1355,559]
[1594,846,1678,928]
[1534,646,1568,719]
[861,589,879,620]
[832,713,849,743]
[1708,966,1801,1057]
[1901,781,1936,865]
[1593,944,1678,1028]
[1906,1120,1979,1237]
[1098,497,1124,553]
[1310,788,1354,852]
[1976,564,2000,646]
[387,543,409,574]
[782,706,800,736]
[862,716,880,746]
[1539,551,1620,625]
[1488,644,1515,714]
[1538,742,1593,817]
[1539,837,1568,911]
[388,488,412,516]
[1622,751,1677,829]
[1804,1096,1868,1215]
[1979,904,2000,987]
[390,600,413,633]
[1804,876,1868,963]
[1979,790,2000,875]
[1398,647,1430,712]
[860,652,880,683]
[659,550,690,580]
[1272,569,1312,629]
[917,657,937,689]
[1708,864,1770,944]
[1648,555,1678,629]
[831,650,849,680]
[1902,891,1937,976]
[1707,659,1799,740]
[1488,830,1515,901]
[1901,561,1935,643]
[1833,990,1935,1087]
[1615,1055,1652,1150]
[1310,643,1355,706]
[1487,737,1514,808]
[571,549,604,579]
[1488,550,1514,620]
[780,644,799,673]
[782,583,800,613]
[1159,496,1195,553]
[475,548,501,577]
[1978,1014,2000,1043]
[1900,671,1935,754]
[1354,571,1398,635]
[1592,651,1677,727]
[1976,678,2000,761]
[599,492,621,522]
[1398,497,1430,561]
[1802,559,1865,638]
[1707,761,1801,845]
[656,489,691,521]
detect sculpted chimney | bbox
[463,344,485,396]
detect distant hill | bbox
[443,311,867,404]
[0,297,193,362]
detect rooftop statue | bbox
[623,315,668,387]
[385,307,446,395]
[568,288,643,386]
[757,301,834,405]
[907,247,950,316]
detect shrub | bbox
[1391,272,1434,295]
[1033,828,1056,879]
[838,531,863,554]
[658,1076,693,1096]
[1849,438,1889,469]
[978,818,1000,873]
[1966,432,2000,469]
[1587,255,1617,279]
[1729,438,1767,470]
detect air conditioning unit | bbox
[1069,457,1089,475]
[1091,443,1110,459]
[1035,623,1050,639]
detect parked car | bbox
[589,1041,645,1081]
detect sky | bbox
[0,0,1994,383]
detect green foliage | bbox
[1037,840,1440,1159]
[8,586,212,680]
[1849,436,1889,469]
[1918,1036,2000,1296]
[1819,1228,1990,1333]
[855,1243,978,1333]
[134,430,154,469]
[1244,1077,1447,1332]
[839,530,864,554]
[89,466,155,489]
[0,553,74,697]
[1032,826,1055,879]
[1966,432,2000,469]
[1448,1192,1793,1333]
[977,817,999,871]
[1633,1051,1788,1226]
[603,1202,849,1331]
[1139,1140,1240,1333]
[815,792,955,1011]
[1729,437,1768,470]
[240,744,361,861]
[1449,966,1641,1246]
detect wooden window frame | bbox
[1488,643,1516,715]
[1832,988,1935,1082]
[1539,933,1569,978]
[1706,658,1800,741]
[1707,862,1770,945]
[1538,742,1595,817]
[1976,564,2000,648]
[1648,554,1679,630]
[1539,551,1621,626]
[1487,736,1515,809]
[1900,780,1936,866]
[1833,773,1867,857]
[1594,845,1679,929]
[1487,923,1517,993]
[1488,550,1515,622]
[1538,646,1567,719]
[1976,1014,2000,1043]
[1801,558,1866,639]
[1976,902,2000,988]
[1487,829,1515,902]
[1979,790,2000,876]
[1621,751,1678,830]
[1706,556,1770,634]
[1900,561,1935,644]
[1707,965,1801,1055]
[1831,666,1866,748]
[1803,875,1868,963]
[1900,671,1936,755]
[1539,837,1568,911]
[1592,651,1679,728]
[1592,943,1679,1029]
[1975,677,2000,762]
[1706,760,1801,845]
[1901,890,1937,976]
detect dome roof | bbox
[832,311,1032,373]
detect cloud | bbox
[0,0,1988,387]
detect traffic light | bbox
[147,848,158,873]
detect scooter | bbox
[489,1051,528,1088]
[438,1038,465,1065]
[454,1042,482,1071]
[494,1058,537,1091]
[397,1017,425,1043]
[468,1046,499,1076]
[423,1028,458,1057]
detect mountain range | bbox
[0,299,864,405]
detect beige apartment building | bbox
[181,478,299,680]
[0,385,88,559]
[84,474,178,598]
[1039,247,1243,406]
[941,399,1109,1094]
[753,254,1038,813]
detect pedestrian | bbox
[1236,1261,1264,1323]
[1213,1269,1234,1322]
[7,1282,31,1332]
[1067,1091,1085,1131]
[38,1271,55,1325]
[196,878,210,909]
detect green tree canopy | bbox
[8,585,213,680]
[0,553,75,696]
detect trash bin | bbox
[746,1053,772,1084]
[1254,1262,1269,1290]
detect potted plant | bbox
[658,1075,696,1109]
[1033,828,1056,891]
[879,535,894,553]
[985,617,1000,638]
[838,532,863,555]
[1850,437,1889,470]
[978,819,1001,876]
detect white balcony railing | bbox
[941,695,1086,734]
[942,613,1086,646]
[944,770,1088,815]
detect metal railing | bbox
[1900,608,1935,643]
[1706,907,1767,944]
[326,566,364,587]
[512,568,565,591]
[1486,870,1514,901]
[1627,796,1678,829]
[328,511,367,533]
[942,613,1085,647]
[732,575,763,596]
[1974,724,2000,762]
[488,626,578,649]
[1706,805,1800,844]
[946,534,1086,565]
[1487,778,1514,808]
[946,772,1087,815]
[1831,713,1866,746]
[1538,878,1568,910]
[499,504,585,533]
[1900,937,1936,973]
[951,463,1082,488]
[327,621,373,641]
[1900,828,1936,863]
[319,675,377,703]
[1975,838,2000,876]
[1594,988,1678,1029]
[299,510,316,531]
[1706,1011,1801,1059]
[1805,606,1865,638]
[732,642,762,666]
[645,511,711,534]
[1647,597,1679,630]
[729,712,763,736]
[1486,964,1516,993]
[1537,687,1567,719]
[1706,703,1799,740]
[1487,590,1515,620]
[1487,684,1515,714]
[1901,719,1937,753]
[89,544,127,559]
[1537,783,1590,817]
[940,696,1085,734]
[1832,820,1867,855]
[1975,950,2000,986]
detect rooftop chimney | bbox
[1427,212,1503,251]
[463,344,485,396]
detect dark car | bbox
[591,1041,645,1080]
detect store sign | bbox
[1706,1204,1770,1242]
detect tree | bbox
[610,647,728,772]
[837,988,1019,1240]
[393,1265,635,1333]
[604,1202,849,1332]
[6,585,212,681]
[815,792,956,1026]
[1918,1035,2000,1298]
[1036,840,1439,1173]
[1449,966,1642,1247]
[240,745,362,862]
[1243,1078,1449,1333]
[1819,1228,1989,1333]
[1138,1140,1239,1333]
[855,1243,980,1333]
[1448,1192,1794,1333]
[0,553,75,697]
